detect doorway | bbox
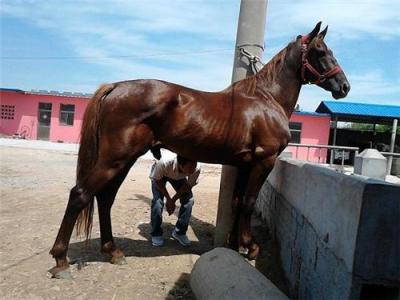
[37,102,52,140]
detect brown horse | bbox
[49,22,349,278]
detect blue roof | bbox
[316,101,400,121]
[293,111,330,117]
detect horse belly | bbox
[160,134,240,164]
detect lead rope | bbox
[237,47,265,74]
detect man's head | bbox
[177,155,197,174]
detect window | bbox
[289,122,302,143]
[59,104,75,126]
[1,105,15,120]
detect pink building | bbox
[0,88,331,162]
[288,112,331,162]
[0,88,90,143]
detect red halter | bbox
[300,35,342,84]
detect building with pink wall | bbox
[0,88,332,162]
[0,88,90,143]
[288,112,331,162]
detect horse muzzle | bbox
[332,80,350,99]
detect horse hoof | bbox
[111,256,127,265]
[48,267,72,279]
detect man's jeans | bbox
[151,177,194,237]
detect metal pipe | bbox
[386,118,398,175]
[341,150,345,167]
[318,148,321,163]
[330,116,338,165]
[288,143,359,151]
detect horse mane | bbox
[233,43,291,97]
[256,46,288,85]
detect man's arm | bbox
[171,167,200,202]
[171,182,192,202]
[154,179,176,215]
[154,179,172,202]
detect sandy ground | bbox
[0,144,221,299]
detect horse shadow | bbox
[166,272,195,300]
[68,193,215,264]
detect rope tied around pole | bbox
[238,46,265,74]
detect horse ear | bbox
[319,25,328,39]
[308,21,322,41]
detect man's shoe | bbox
[151,235,164,247]
[172,229,191,246]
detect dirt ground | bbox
[0,144,288,300]
[0,145,224,299]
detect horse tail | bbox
[75,83,115,240]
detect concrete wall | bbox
[255,159,399,299]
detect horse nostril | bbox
[341,82,350,94]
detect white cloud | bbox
[1,0,399,107]
[266,0,400,41]
[1,0,238,91]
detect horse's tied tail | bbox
[75,83,115,241]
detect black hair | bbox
[177,155,195,166]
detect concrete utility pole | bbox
[214,0,268,246]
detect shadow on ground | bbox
[67,194,289,299]
[166,273,195,300]
[68,193,215,263]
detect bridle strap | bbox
[300,36,342,84]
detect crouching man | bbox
[149,155,201,247]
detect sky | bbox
[1,0,399,111]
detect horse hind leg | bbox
[49,164,132,278]
[49,185,92,278]
[49,125,152,278]
[96,165,132,265]
[94,126,154,264]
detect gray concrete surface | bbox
[190,248,288,300]
[255,158,400,299]
[354,148,387,179]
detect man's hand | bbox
[166,198,176,215]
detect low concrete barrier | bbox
[255,158,399,299]
[354,148,387,179]
[190,248,288,300]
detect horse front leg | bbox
[238,157,276,260]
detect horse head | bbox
[298,22,350,99]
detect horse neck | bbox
[254,43,302,117]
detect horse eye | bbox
[311,47,325,57]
